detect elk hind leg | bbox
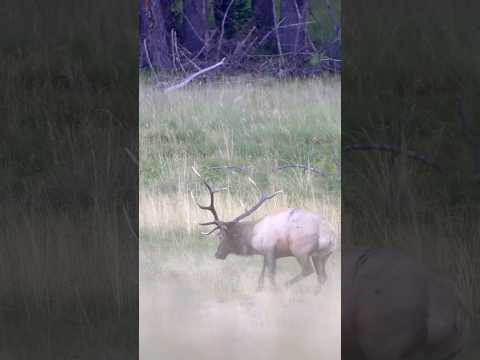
[257,257,267,291]
[284,256,314,288]
[312,251,332,285]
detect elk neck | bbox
[225,221,259,256]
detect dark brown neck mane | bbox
[226,221,258,255]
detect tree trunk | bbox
[182,0,208,55]
[279,0,311,54]
[161,0,174,35]
[144,0,171,70]
[252,0,274,32]
[214,0,234,37]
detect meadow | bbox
[139,76,341,359]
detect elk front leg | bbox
[312,251,333,294]
[265,252,278,290]
[257,257,267,291]
[284,256,314,288]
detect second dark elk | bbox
[342,247,470,360]
[192,167,337,291]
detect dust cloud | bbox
[140,251,340,360]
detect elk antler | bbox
[231,177,283,222]
[191,167,229,235]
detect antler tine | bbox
[191,166,223,224]
[199,221,218,226]
[200,226,220,236]
[232,190,283,223]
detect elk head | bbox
[191,167,282,260]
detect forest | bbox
[139,0,341,76]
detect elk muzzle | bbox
[215,250,228,259]
[215,244,229,259]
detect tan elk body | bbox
[249,208,335,257]
[192,167,336,290]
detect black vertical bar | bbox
[0,0,139,358]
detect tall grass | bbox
[140,76,341,359]
[1,0,137,358]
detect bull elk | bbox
[342,247,470,360]
[192,167,337,291]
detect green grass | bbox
[140,76,340,193]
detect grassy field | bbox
[139,76,341,359]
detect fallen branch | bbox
[164,58,226,92]
[209,165,254,174]
[274,163,328,177]
[343,144,442,172]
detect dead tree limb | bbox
[164,57,226,92]
[256,18,287,49]
[343,144,442,172]
[143,39,161,83]
[232,26,257,59]
[271,0,284,71]
[209,165,255,175]
[216,0,235,61]
[178,45,202,70]
[191,29,217,62]
[274,163,328,177]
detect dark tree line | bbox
[139,0,341,76]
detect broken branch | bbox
[164,58,226,92]
[343,144,442,172]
